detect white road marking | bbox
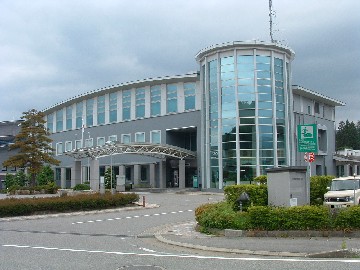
[2,244,360,263]
[72,210,194,225]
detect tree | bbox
[2,109,60,186]
[36,165,55,186]
[104,167,116,189]
[336,120,360,150]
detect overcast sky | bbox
[1,0,359,125]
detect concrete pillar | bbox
[150,163,156,188]
[134,164,141,186]
[60,167,66,189]
[71,160,81,188]
[90,159,100,191]
[159,160,166,188]
[82,166,87,183]
[345,164,350,177]
[179,159,186,189]
[354,165,358,176]
[119,165,125,178]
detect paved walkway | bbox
[155,222,360,258]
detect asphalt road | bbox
[1,192,360,270]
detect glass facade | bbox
[184,83,196,111]
[109,92,117,123]
[198,43,293,188]
[122,90,131,121]
[166,84,177,113]
[66,106,72,130]
[97,95,105,125]
[150,85,161,116]
[86,99,94,127]
[56,109,63,132]
[76,102,83,129]
[47,113,54,132]
[136,88,145,119]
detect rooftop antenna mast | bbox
[269,0,275,43]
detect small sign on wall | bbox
[290,198,298,207]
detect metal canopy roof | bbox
[65,142,196,160]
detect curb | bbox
[154,232,307,257]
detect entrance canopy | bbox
[65,142,196,160]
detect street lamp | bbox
[354,173,357,206]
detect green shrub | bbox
[224,184,268,211]
[334,206,360,230]
[247,205,331,230]
[195,202,249,230]
[310,175,335,205]
[253,175,267,185]
[0,193,140,217]
[73,183,91,191]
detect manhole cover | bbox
[118,266,165,270]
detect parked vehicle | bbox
[324,176,360,208]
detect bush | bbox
[195,202,249,230]
[0,193,140,217]
[253,175,267,185]
[247,205,332,230]
[73,183,91,191]
[224,184,268,211]
[334,206,360,230]
[310,175,335,205]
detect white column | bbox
[60,167,66,189]
[179,160,186,189]
[134,164,141,186]
[150,163,156,188]
[71,161,81,188]
[159,161,166,188]
[90,159,100,191]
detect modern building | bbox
[0,120,23,189]
[1,41,346,190]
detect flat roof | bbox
[292,85,345,107]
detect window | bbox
[136,88,145,119]
[108,135,117,142]
[97,95,105,125]
[56,143,63,156]
[66,106,72,130]
[307,105,311,115]
[86,99,94,127]
[85,138,93,148]
[150,130,161,144]
[2,166,7,171]
[122,134,131,144]
[314,102,320,114]
[47,113,54,133]
[65,141,72,152]
[122,90,131,121]
[109,92,117,123]
[75,140,82,150]
[167,84,177,113]
[135,132,145,143]
[97,137,105,146]
[76,102,83,129]
[184,83,196,111]
[150,85,161,116]
[55,110,63,132]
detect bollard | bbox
[142,196,145,207]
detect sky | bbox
[1,0,359,126]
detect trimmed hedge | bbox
[224,184,268,211]
[195,202,360,231]
[0,193,139,217]
[195,202,249,230]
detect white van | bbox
[324,176,360,208]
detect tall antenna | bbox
[269,0,275,43]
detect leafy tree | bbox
[104,167,116,189]
[336,120,360,150]
[4,174,17,189]
[2,109,60,186]
[36,165,55,186]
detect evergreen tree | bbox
[104,167,116,189]
[336,120,360,150]
[2,109,60,186]
[36,165,55,185]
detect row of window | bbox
[55,130,161,156]
[48,83,196,133]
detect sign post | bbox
[298,124,317,177]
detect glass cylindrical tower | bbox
[196,41,295,189]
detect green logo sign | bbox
[297,124,318,152]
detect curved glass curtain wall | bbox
[204,49,289,188]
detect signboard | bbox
[304,152,315,162]
[297,124,318,152]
